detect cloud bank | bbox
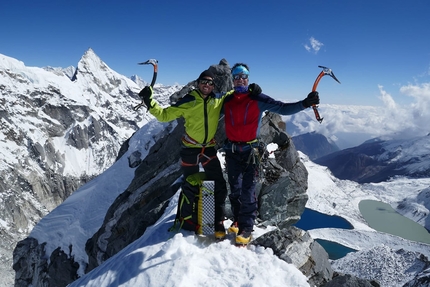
[285,80,430,148]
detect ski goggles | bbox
[233,74,248,80]
[199,79,214,86]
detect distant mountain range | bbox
[292,132,340,160]
[292,131,430,183]
[313,135,430,183]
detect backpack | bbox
[169,172,215,235]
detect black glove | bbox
[248,83,262,96]
[302,91,320,108]
[138,86,154,109]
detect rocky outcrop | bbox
[13,237,80,287]
[13,238,48,287]
[84,119,186,273]
[252,227,334,287]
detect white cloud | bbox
[400,82,430,132]
[400,82,430,111]
[284,82,430,148]
[304,37,324,54]
[378,85,397,110]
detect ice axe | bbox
[133,59,158,111]
[311,65,341,123]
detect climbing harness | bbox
[181,134,218,167]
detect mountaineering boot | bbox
[235,230,252,246]
[214,222,226,240]
[227,221,239,235]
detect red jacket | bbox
[223,91,305,142]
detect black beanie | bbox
[198,69,215,80]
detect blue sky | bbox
[1,0,429,106]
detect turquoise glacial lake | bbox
[359,199,430,244]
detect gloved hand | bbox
[302,91,320,108]
[248,83,262,96]
[138,86,154,109]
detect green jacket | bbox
[149,89,227,148]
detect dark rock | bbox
[253,227,333,287]
[13,238,49,287]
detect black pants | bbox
[180,147,227,224]
[224,149,258,233]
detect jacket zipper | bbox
[203,97,208,144]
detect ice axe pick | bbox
[311,65,341,123]
[133,59,158,111]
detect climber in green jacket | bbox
[147,71,224,149]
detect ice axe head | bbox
[318,65,341,84]
[137,59,158,87]
[138,59,158,67]
[311,65,341,123]
[133,58,159,111]
[312,65,341,92]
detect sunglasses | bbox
[199,79,214,86]
[233,74,248,80]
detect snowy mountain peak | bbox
[78,48,108,75]
[130,74,148,88]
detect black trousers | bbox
[224,149,258,233]
[180,147,227,223]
